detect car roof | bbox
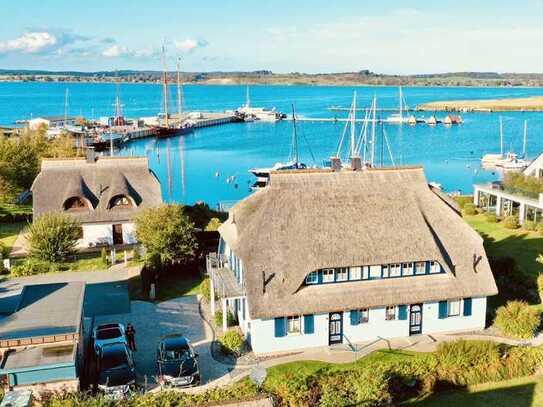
[97,323,121,330]
[100,342,128,356]
[160,334,189,351]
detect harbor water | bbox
[2,82,543,206]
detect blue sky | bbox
[1,0,543,74]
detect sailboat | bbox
[154,46,193,138]
[482,118,531,170]
[249,104,307,188]
[385,87,409,124]
[236,86,285,122]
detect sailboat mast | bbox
[161,44,169,127]
[523,120,528,157]
[499,116,504,156]
[399,87,403,123]
[246,86,250,108]
[350,91,357,158]
[291,104,299,164]
[64,89,69,129]
[371,95,377,166]
[176,57,183,122]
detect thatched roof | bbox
[219,167,498,319]
[31,157,162,223]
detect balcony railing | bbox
[206,253,228,274]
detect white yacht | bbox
[236,86,285,122]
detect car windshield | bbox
[163,348,191,361]
[97,328,122,340]
[101,349,128,370]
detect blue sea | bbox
[2,82,543,206]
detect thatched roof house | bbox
[31,155,162,224]
[219,167,497,320]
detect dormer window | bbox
[109,195,133,209]
[64,197,88,211]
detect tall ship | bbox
[154,46,193,138]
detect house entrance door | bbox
[329,312,343,345]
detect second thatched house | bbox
[208,166,498,355]
[31,151,162,248]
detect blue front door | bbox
[329,312,343,345]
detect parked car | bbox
[96,342,136,399]
[156,334,200,387]
[92,323,126,352]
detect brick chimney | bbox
[330,157,342,171]
[351,156,362,171]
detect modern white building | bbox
[28,116,77,131]
[209,166,498,355]
[473,151,543,224]
[31,151,162,248]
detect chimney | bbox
[350,156,362,171]
[86,147,96,163]
[330,157,342,171]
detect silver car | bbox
[92,323,127,353]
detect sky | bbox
[1,0,543,74]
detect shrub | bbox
[11,259,58,277]
[485,213,498,223]
[454,196,473,209]
[205,217,222,232]
[537,223,543,236]
[503,215,520,230]
[435,340,502,385]
[523,221,537,231]
[538,273,543,303]
[219,329,244,355]
[100,247,108,266]
[200,278,211,302]
[494,301,541,339]
[462,203,477,216]
[132,248,141,262]
[28,213,81,262]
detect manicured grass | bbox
[464,213,543,278]
[129,269,205,302]
[0,221,26,254]
[407,375,543,407]
[0,203,32,217]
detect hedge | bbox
[494,301,541,339]
[219,329,245,356]
[503,215,520,230]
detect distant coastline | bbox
[417,96,543,112]
[3,69,543,87]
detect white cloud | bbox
[102,44,128,58]
[174,39,208,53]
[0,32,58,54]
[101,44,158,59]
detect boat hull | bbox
[154,126,193,138]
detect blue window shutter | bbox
[317,271,323,284]
[350,310,360,325]
[463,298,472,316]
[274,317,286,337]
[304,314,314,334]
[438,301,448,319]
[398,305,407,320]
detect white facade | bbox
[248,298,487,355]
[78,222,136,248]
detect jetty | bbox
[417,96,543,112]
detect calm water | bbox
[2,82,543,206]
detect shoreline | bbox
[417,95,543,112]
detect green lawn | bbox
[129,269,205,302]
[0,221,26,255]
[0,203,32,217]
[464,213,543,278]
[408,375,543,407]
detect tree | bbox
[205,217,221,232]
[135,204,197,268]
[28,213,81,262]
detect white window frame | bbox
[429,261,440,274]
[287,315,301,335]
[305,271,318,284]
[415,262,426,275]
[360,308,369,323]
[350,267,361,280]
[362,266,370,280]
[322,268,335,283]
[381,264,389,278]
[390,263,401,278]
[385,306,396,321]
[448,299,461,317]
[336,267,348,282]
[402,262,414,276]
[369,266,382,279]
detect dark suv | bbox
[96,342,136,398]
[156,334,200,387]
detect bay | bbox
[2,82,543,206]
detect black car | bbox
[96,342,136,398]
[156,334,200,387]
